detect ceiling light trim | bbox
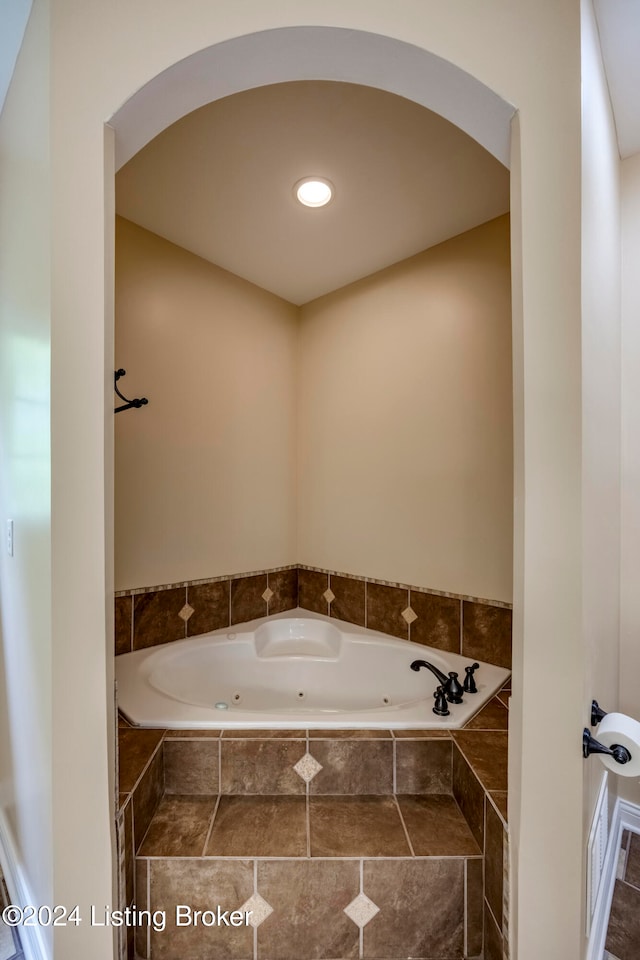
[294,177,334,207]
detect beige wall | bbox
[581,3,622,734]
[117,216,512,602]
[114,217,298,591]
[580,0,622,929]
[29,3,584,958]
[0,0,53,939]
[298,215,512,602]
[620,152,640,806]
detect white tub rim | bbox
[116,607,510,730]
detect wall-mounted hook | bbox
[114,369,148,414]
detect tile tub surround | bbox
[298,567,512,669]
[114,564,512,670]
[117,695,510,960]
[115,567,299,654]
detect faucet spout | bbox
[410,658,448,685]
[410,659,464,703]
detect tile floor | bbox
[605,829,640,960]
[0,871,23,960]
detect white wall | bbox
[114,217,298,591]
[620,152,640,806]
[25,3,584,958]
[0,0,53,933]
[298,215,513,602]
[580,0,622,852]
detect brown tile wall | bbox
[451,732,509,960]
[116,567,298,655]
[363,859,464,958]
[297,567,512,669]
[395,739,453,794]
[119,715,510,960]
[114,564,511,669]
[132,747,164,851]
[309,739,394,794]
[163,739,219,795]
[220,738,307,794]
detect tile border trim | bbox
[116,563,512,610]
[115,564,298,597]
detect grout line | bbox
[392,738,397,794]
[146,858,151,960]
[124,738,164,807]
[464,858,468,958]
[202,793,221,856]
[452,738,499,797]
[218,738,222,795]
[364,580,368,628]
[130,595,134,653]
[450,739,454,795]
[459,598,463,655]
[305,732,312,851]
[618,876,640,896]
[253,859,258,960]
[393,795,415,857]
[483,791,487,860]
[359,859,364,959]
[184,586,188,638]
[139,853,484,862]
[485,895,503,941]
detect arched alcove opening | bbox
[108,25,519,960]
[109,27,514,170]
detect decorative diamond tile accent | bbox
[178,603,194,622]
[262,587,274,602]
[401,606,418,625]
[323,588,335,603]
[293,752,323,783]
[344,893,380,928]
[239,893,273,928]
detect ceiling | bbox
[115,81,510,305]
[0,0,31,116]
[594,0,640,159]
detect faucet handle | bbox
[463,663,480,694]
[445,671,464,704]
[433,685,450,717]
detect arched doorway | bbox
[109,25,519,960]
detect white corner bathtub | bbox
[115,609,510,729]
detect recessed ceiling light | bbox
[294,177,334,207]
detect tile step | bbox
[134,855,482,960]
[137,792,481,860]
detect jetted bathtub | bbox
[115,609,510,729]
